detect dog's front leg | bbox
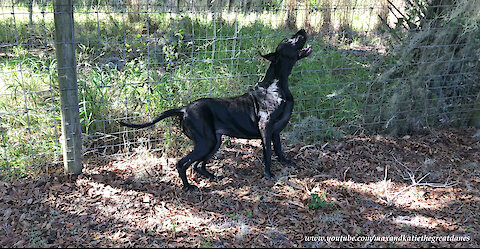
[272,132,295,166]
[271,101,295,166]
[260,125,275,180]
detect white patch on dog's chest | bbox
[265,80,283,106]
[254,80,285,130]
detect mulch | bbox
[1,128,479,247]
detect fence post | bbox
[54,0,83,175]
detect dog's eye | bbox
[287,37,299,44]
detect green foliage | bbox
[226,212,238,220]
[0,44,61,177]
[307,191,329,210]
[200,239,213,248]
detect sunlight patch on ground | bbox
[392,215,447,229]
[322,178,456,211]
[67,175,214,240]
[108,145,179,180]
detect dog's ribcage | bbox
[253,79,285,130]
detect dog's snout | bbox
[297,29,307,36]
[295,29,308,40]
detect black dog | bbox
[120,29,312,190]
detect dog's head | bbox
[260,29,313,64]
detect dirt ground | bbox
[1,128,479,247]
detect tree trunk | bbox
[321,0,331,33]
[28,0,34,27]
[228,0,235,11]
[286,0,296,30]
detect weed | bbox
[200,239,213,248]
[167,221,178,232]
[227,212,238,220]
[307,191,329,210]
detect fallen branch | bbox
[343,167,350,182]
[293,144,316,159]
[385,154,458,205]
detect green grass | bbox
[0,4,382,177]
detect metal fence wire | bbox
[0,0,479,176]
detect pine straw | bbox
[1,128,479,247]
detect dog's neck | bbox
[258,63,293,99]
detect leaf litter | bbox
[0,128,479,247]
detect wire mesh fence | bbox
[0,0,478,177]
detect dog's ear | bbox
[259,52,278,63]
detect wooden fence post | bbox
[54,0,83,175]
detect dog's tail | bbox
[119,108,184,129]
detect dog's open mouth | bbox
[299,45,313,58]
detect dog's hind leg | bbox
[193,161,214,179]
[177,134,220,190]
[192,161,206,176]
[176,153,200,191]
[193,133,222,181]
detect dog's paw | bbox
[279,157,296,166]
[182,184,199,192]
[195,168,216,180]
[264,172,276,180]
